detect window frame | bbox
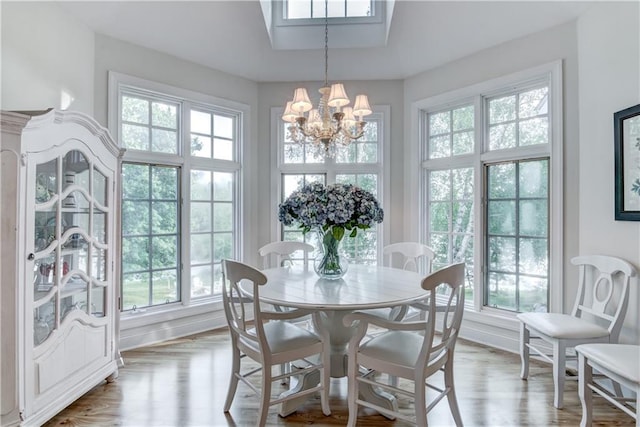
[269,105,391,264]
[412,61,563,320]
[108,71,249,317]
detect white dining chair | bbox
[518,254,637,409]
[343,262,466,426]
[576,343,639,427]
[258,241,314,269]
[221,259,331,425]
[258,241,315,381]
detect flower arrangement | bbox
[278,182,384,240]
[278,183,384,279]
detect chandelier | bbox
[281,0,372,157]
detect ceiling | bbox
[57,0,593,83]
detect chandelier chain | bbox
[324,0,329,87]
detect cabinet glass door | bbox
[33,158,58,346]
[32,148,110,346]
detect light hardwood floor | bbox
[44,328,634,426]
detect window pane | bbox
[151,201,177,234]
[213,138,233,160]
[122,96,148,124]
[487,272,516,310]
[430,135,450,158]
[452,131,473,156]
[152,270,178,305]
[152,102,177,128]
[488,201,516,235]
[190,202,212,232]
[430,111,450,135]
[213,203,233,232]
[151,129,178,154]
[488,236,516,272]
[122,124,149,151]
[213,115,233,139]
[489,123,516,150]
[214,172,233,201]
[453,106,473,131]
[489,95,516,124]
[488,163,515,198]
[519,117,548,146]
[429,170,450,201]
[519,199,548,237]
[191,170,211,200]
[519,160,548,197]
[122,164,149,199]
[519,87,548,118]
[151,236,178,269]
[191,135,211,158]
[430,202,449,232]
[191,110,211,134]
[191,234,212,264]
[519,238,548,276]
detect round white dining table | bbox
[246,264,427,418]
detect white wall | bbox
[1,2,94,114]
[255,80,404,262]
[577,1,640,344]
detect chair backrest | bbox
[418,263,466,370]
[258,241,314,269]
[383,242,435,273]
[221,259,268,348]
[570,255,637,340]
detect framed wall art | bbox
[614,103,640,221]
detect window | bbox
[419,62,562,315]
[112,73,246,312]
[274,108,388,266]
[285,0,372,20]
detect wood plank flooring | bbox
[44,328,635,426]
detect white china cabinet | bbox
[1,109,123,426]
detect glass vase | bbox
[314,228,348,280]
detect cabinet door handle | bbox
[27,253,35,261]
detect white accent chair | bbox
[221,259,331,425]
[258,241,314,269]
[517,255,637,409]
[343,263,466,426]
[576,343,639,427]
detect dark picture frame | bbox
[614,103,640,221]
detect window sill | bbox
[119,299,226,351]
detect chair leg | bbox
[258,366,272,426]
[519,322,530,380]
[578,353,592,427]
[346,355,358,427]
[280,363,289,385]
[415,375,428,426]
[224,346,241,412]
[444,358,463,427]
[553,341,566,409]
[320,350,331,416]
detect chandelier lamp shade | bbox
[281,0,372,157]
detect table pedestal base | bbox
[278,356,397,419]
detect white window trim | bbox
[409,61,563,350]
[269,105,391,262]
[108,71,251,346]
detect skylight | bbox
[285,0,372,20]
[261,0,394,50]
